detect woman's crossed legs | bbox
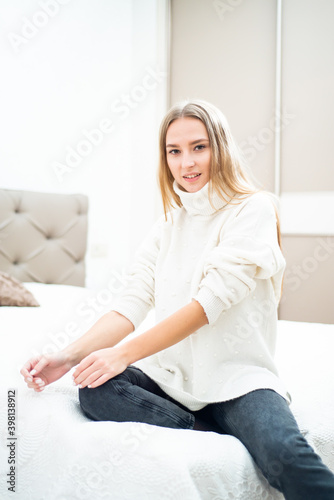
[79,366,334,500]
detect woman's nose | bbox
[181,153,195,168]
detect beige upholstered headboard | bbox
[0,189,88,286]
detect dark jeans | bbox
[79,366,334,500]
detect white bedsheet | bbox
[0,283,333,500]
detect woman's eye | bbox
[168,149,179,155]
[195,144,205,151]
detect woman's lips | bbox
[183,173,201,182]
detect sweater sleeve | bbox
[111,217,162,329]
[193,193,286,324]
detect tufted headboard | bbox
[0,189,88,286]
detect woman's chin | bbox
[180,178,207,193]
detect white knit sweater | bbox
[113,182,289,411]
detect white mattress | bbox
[1,283,334,500]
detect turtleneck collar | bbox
[173,181,230,216]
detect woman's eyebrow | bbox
[166,138,209,148]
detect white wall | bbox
[169,0,334,322]
[170,0,278,192]
[0,0,169,289]
[281,0,334,193]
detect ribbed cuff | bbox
[112,297,151,330]
[193,286,225,324]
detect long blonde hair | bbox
[158,99,258,216]
[158,99,282,248]
[158,99,283,298]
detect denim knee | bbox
[78,382,118,421]
[262,433,297,477]
[260,429,315,490]
[78,374,195,429]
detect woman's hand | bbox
[20,352,74,392]
[72,346,128,389]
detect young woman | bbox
[21,100,334,499]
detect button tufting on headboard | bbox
[0,189,88,286]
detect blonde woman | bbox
[21,100,334,499]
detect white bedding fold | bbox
[1,284,333,500]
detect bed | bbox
[1,189,334,500]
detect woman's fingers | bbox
[32,385,45,392]
[20,357,48,389]
[72,353,104,386]
[75,370,111,389]
[73,363,102,388]
[73,357,113,388]
[86,373,111,389]
[20,359,38,379]
[72,353,97,380]
[20,358,46,391]
[72,349,126,389]
[25,378,45,391]
[29,357,49,377]
[74,365,121,389]
[72,361,92,385]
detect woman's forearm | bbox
[63,310,134,366]
[119,300,208,366]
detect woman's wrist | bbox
[61,344,82,368]
[116,342,136,368]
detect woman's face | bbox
[165,117,211,193]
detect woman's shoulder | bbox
[232,190,279,218]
